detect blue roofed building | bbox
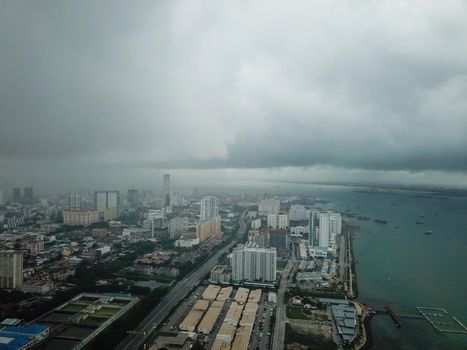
[0,324,49,350]
[0,335,30,350]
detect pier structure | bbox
[385,304,401,327]
[365,304,466,334]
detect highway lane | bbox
[271,246,296,350]
[116,213,247,350]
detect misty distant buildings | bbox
[94,190,120,221]
[0,250,23,289]
[68,194,81,211]
[267,214,289,229]
[169,216,189,239]
[289,204,310,221]
[200,196,220,221]
[163,174,170,207]
[24,187,33,201]
[147,209,164,221]
[63,210,99,226]
[9,187,34,203]
[258,198,280,216]
[232,245,276,283]
[12,187,21,202]
[127,189,139,206]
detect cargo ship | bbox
[374,219,388,224]
[425,230,433,235]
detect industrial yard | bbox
[153,284,276,350]
[36,293,138,349]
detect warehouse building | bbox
[216,286,233,301]
[193,299,210,312]
[243,302,258,315]
[212,339,231,350]
[179,310,204,332]
[224,302,244,327]
[239,312,256,327]
[247,289,262,304]
[231,325,253,350]
[216,322,237,343]
[197,301,225,334]
[202,284,221,301]
[234,288,249,304]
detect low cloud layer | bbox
[1,1,467,189]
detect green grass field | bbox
[286,306,308,319]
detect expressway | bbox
[115,213,247,350]
[271,244,296,350]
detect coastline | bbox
[348,223,372,350]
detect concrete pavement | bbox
[271,248,296,350]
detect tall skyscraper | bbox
[23,187,33,200]
[127,189,139,206]
[163,174,170,206]
[200,196,220,221]
[94,191,120,221]
[313,211,342,248]
[329,213,342,235]
[69,194,81,211]
[309,211,319,246]
[106,191,119,208]
[232,245,276,282]
[319,214,330,248]
[0,250,23,289]
[95,191,108,212]
[12,187,21,202]
[0,190,4,205]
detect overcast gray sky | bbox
[1,0,467,191]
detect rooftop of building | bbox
[202,284,222,300]
[216,287,233,301]
[234,288,249,304]
[247,289,262,304]
[193,299,210,311]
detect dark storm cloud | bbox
[1,0,467,188]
